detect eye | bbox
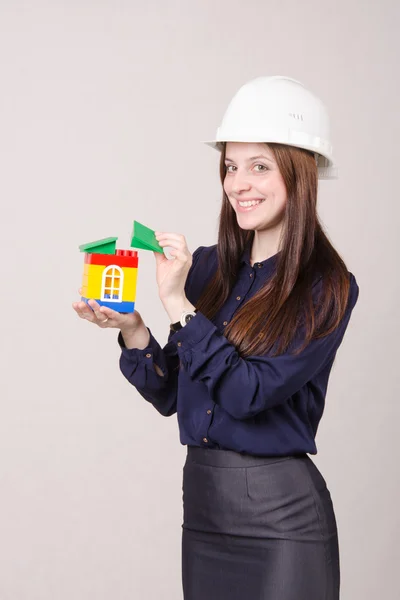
[224,164,268,173]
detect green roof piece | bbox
[79,237,118,255]
[130,220,163,253]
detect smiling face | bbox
[223,142,288,233]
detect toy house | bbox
[79,237,138,313]
[79,220,163,314]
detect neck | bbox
[250,228,282,264]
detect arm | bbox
[168,273,360,420]
[118,325,180,416]
[120,324,164,377]
[118,246,205,416]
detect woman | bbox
[73,75,359,599]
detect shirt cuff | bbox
[117,327,160,363]
[168,311,218,350]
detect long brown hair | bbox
[194,142,351,358]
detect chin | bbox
[237,223,255,231]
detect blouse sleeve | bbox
[117,246,205,417]
[168,272,360,420]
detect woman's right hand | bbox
[72,288,143,334]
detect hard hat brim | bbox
[200,140,338,179]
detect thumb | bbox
[153,250,164,264]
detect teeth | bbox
[239,199,264,207]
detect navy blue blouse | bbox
[118,242,359,457]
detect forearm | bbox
[120,323,151,350]
[119,322,179,415]
[162,295,196,323]
[120,323,165,377]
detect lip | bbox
[236,198,264,202]
[235,198,265,212]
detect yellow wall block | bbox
[84,264,106,297]
[82,263,138,301]
[121,266,138,302]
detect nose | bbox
[230,170,252,194]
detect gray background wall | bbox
[0,1,398,598]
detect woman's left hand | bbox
[153,231,192,302]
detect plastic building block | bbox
[79,247,138,314]
[79,237,118,255]
[81,260,137,303]
[130,220,163,253]
[78,220,162,316]
[85,251,138,268]
[80,296,135,313]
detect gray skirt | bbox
[182,445,340,600]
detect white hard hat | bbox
[202,75,338,180]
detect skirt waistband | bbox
[186,445,308,468]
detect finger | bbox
[73,301,96,321]
[156,239,188,254]
[87,298,101,311]
[154,250,167,262]
[72,302,84,313]
[156,235,185,246]
[165,247,192,265]
[97,306,123,326]
[96,305,119,320]
[87,300,121,325]
[87,299,109,322]
[168,248,188,260]
[155,232,186,243]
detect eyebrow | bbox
[224,155,274,163]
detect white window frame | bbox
[101,265,124,302]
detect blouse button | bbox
[206,410,212,414]
[145,353,151,358]
[236,296,241,301]
[249,273,253,278]
[258,264,262,268]
[177,342,182,347]
[203,437,208,443]
[223,321,228,326]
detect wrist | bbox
[162,296,196,323]
[120,322,150,350]
[120,319,146,338]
